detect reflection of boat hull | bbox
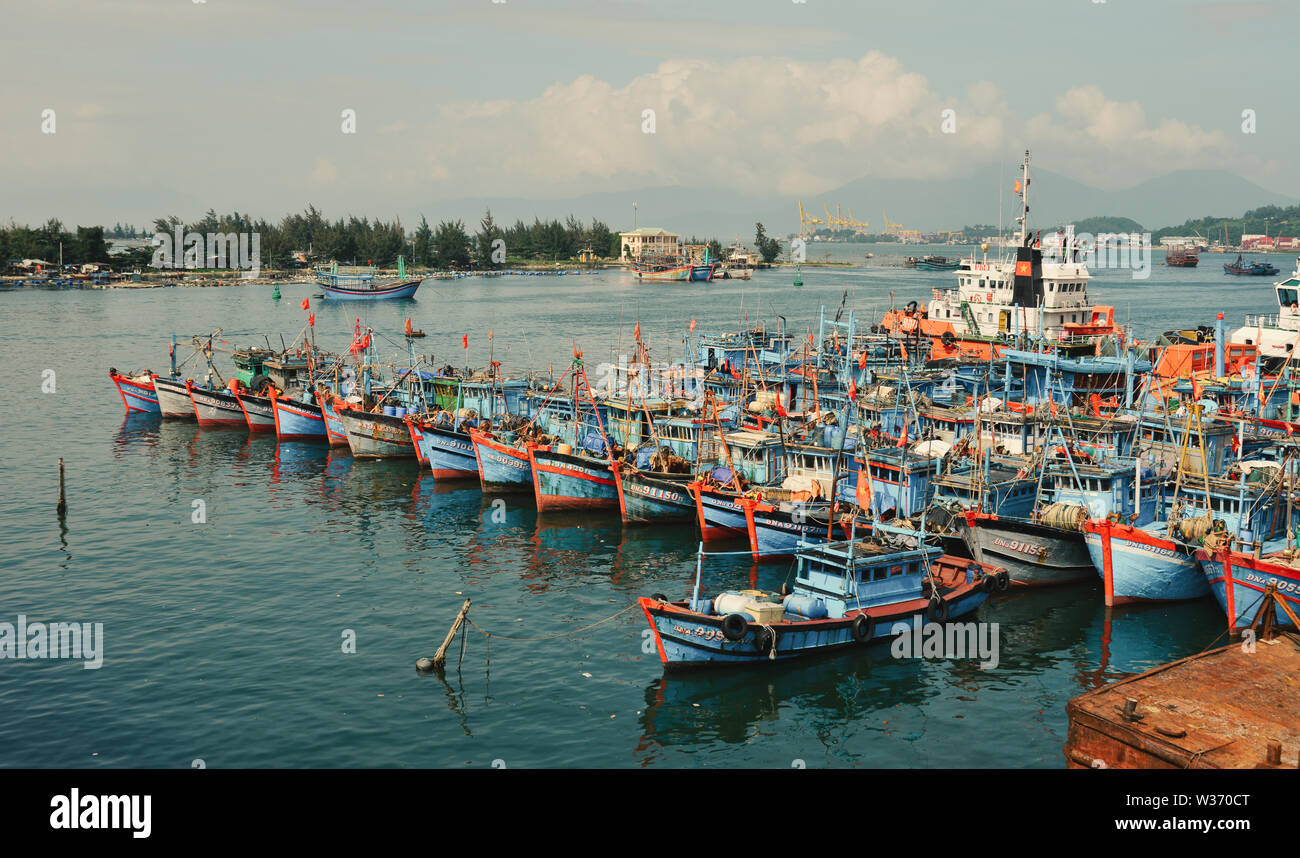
[319,278,422,299]
[110,372,160,414]
[1197,548,1300,629]
[960,513,1094,587]
[1084,520,1209,606]
[186,381,247,427]
[613,466,695,523]
[337,409,416,459]
[153,376,196,419]
[271,391,328,440]
[235,391,276,432]
[528,448,617,511]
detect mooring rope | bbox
[465,603,640,643]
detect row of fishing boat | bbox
[107,151,1300,671]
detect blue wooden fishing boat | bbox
[639,536,996,669]
[316,257,422,300]
[1196,545,1300,630]
[612,464,697,523]
[529,444,618,510]
[469,428,546,491]
[270,388,328,440]
[336,405,417,458]
[689,263,717,282]
[109,369,160,415]
[414,416,480,478]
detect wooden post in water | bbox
[56,458,67,517]
[417,599,471,671]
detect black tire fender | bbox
[851,613,873,643]
[650,593,668,603]
[994,570,1010,592]
[926,595,949,623]
[941,330,955,349]
[754,626,775,653]
[720,613,747,642]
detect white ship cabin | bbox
[1231,258,1300,359]
[927,253,1093,338]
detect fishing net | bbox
[1038,502,1088,531]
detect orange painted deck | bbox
[1064,632,1300,769]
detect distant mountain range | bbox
[436,165,1299,240]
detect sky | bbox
[1,0,1295,231]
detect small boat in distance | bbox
[632,256,691,282]
[912,255,963,271]
[317,256,422,299]
[1224,254,1280,276]
[1165,247,1199,267]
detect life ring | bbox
[754,626,775,653]
[720,613,747,642]
[926,595,949,623]
[994,570,1010,592]
[851,613,873,643]
[901,317,918,333]
[987,292,993,302]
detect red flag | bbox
[634,321,641,340]
[855,464,872,510]
[1191,375,1203,400]
[689,319,697,332]
[858,350,867,370]
[301,297,310,310]
[462,334,468,349]
[848,377,857,401]
[405,318,412,336]
[488,329,493,339]
[776,398,788,418]
[308,313,315,327]
[896,422,909,448]
[1013,179,1022,194]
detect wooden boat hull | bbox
[742,499,852,559]
[153,376,197,419]
[640,569,990,670]
[1197,548,1300,630]
[422,423,479,479]
[337,409,416,459]
[689,264,716,282]
[528,448,617,511]
[110,372,160,414]
[270,392,328,440]
[1083,520,1209,606]
[690,483,749,541]
[613,466,696,523]
[319,277,422,299]
[186,381,248,427]
[469,429,543,492]
[234,391,276,432]
[314,391,350,446]
[960,513,1094,587]
[633,264,691,281]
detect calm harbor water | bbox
[1,248,1288,768]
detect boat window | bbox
[1280,288,1299,307]
[890,564,904,577]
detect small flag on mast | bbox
[301,297,310,310]
[462,334,468,349]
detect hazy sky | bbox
[1,0,1294,228]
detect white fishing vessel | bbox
[907,151,1115,345]
[1228,257,1300,361]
